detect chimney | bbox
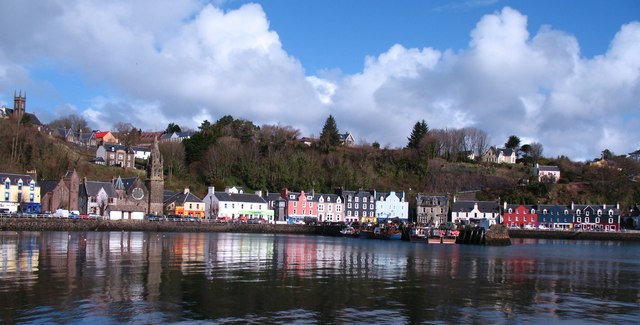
[184,188,189,194]
[208,186,215,195]
[255,190,263,197]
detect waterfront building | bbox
[315,193,344,223]
[337,188,376,224]
[416,194,449,226]
[204,186,272,222]
[450,197,500,226]
[109,176,148,220]
[263,192,287,223]
[571,203,620,231]
[78,179,118,216]
[537,204,574,229]
[63,170,80,211]
[375,191,408,223]
[164,188,205,218]
[502,203,537,229]
[280,188,317,224]
[0,172,41,213]
[38,179,69,213]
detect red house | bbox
[280,188,318,224]
[502,203,538,229]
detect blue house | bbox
[537,204,573,229]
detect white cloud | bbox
[0,2,638,161]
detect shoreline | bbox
[2,218,640,241]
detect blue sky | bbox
[0,0,638,161]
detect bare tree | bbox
[159,142,186,179]
[48,114,91,132]
[113,122,139,146]
[529,142,544,161]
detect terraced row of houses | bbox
[416,194,623,231]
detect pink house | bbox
[280,189,318,223]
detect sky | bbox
[0,0,638,161]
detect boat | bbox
[340,226,359,238]
[428,228,458,244]
[364,224,402,240]
[407,226,429,243]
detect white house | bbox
[482,146,517,164]
[131,146,151,160]
[375,191,408,223]
[450,197,500,225]
[534,163,561,183]
[315,193,344,222]
[203,186,273,223]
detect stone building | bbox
[145,138,164,215]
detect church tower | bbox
[146,137,165,215]
[13,91,26,119]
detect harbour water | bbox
[1,231,639,324]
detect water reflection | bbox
[1,232,639,323]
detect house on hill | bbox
[96,144,135,168]
[95,131,118,145]
[534,163,561,183]
[482,146,517,164]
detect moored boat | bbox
[408,226,429,243]
[340,226,359,238]
[428,228,458,244]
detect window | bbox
[328,205,332,212]
[18,181,23,190]
[355,197,359,202]
[355,203,359,209]
[586,211,590,216]
[596,217,600,223]
[609,218,614,224]
[336,205,342,212]
[354,211,359,217]
[576,210,581,215]
[189,203,193,209]
[543,209,548,215]
[585,217,589,223]
[224,203,227,209]
[293,209,297,215]
[577,217,581,222]
[508,208,512,213]
[347,211,351,216]
[4,192,8,201]
[29,193,34,202]
[363,197,367,203]
[515,216,518,222]
[30,182,35,191]
[318,205,324,211]
[597,210,602,216]
[293,202,297,207]
[370,204,373,210]
[609,210,614,216]
[302,202,306,208]
[348,203,352,208]
[4,180,9,190]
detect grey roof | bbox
[165,191,203,204]
[452,200,500,213]
[314,193,341,202]
[164,190,177,202]
[102,144,134,153]
[24,113,42,125]
[572,204,620,214]
[38,180,62,195]
[84,181,117,197]
[0,173,34,184]
[263,193,283,202]
[214,192,267,203]
[538,165,560,172]
[417,194,449,206]
[497,148,515,156]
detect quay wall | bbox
[509,229,640,241]
[0,218,320,235]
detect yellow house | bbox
[164,188,205,218]
[0,173,41,213]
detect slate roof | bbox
[263,193,283,202]
[214,192,266,203]
[417,194,449,206]
[314,193,341,202]
[0,173,34,184]
[165,191,203,204]
[38,180,62,195]
[452,200,500,213]
[84,181,117,197]
[102,144,134,153]
[24,113,42,125]
[538,165,560,172]
[164,190,177,202]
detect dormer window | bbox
[30,182,35,191]
[564,210,568,215]
[363,197,367,203]
[355,197,359,202]
[576,209,581,215]
[597,210,602,216]
[543,209,548,215]
[531,209,536,214]
[289,195,295,200]
[508,208,512,213]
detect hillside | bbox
[2,118,639,213]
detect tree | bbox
[165,123,182,134]
[407,120,429,149]
[318,115,341,151]
[529,142,543,161]
[505,135,521,150]
[601,149,614,160]
[48,114,91,132]
[372,142,380,149]
[113,122,139,146]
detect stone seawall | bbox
[0,218,320,235]
[509,229,640,241]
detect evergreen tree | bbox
[165,123,182,134]
[505,135,521,150]
[406,120,429,149]
[318,115,341,151]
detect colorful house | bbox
[164,188,205,218]
[0,172,41,213]
[280,189,318,224]
[534,163,561,183]
[537,204,574,229]
[95,131,118,145]
[375,191,408,223]
[572,203,620,232]
[337,189,376,223]
[502,203,538,229]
